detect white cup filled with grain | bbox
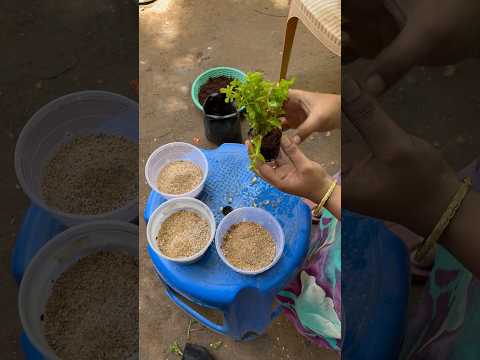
[146,197,216,264]
[145,142,208,199]
[14,91,139,226]
[18,221,138,360]
[215,207,285,275]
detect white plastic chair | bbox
[280,0,341,80]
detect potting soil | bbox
[248,127,282,162]
[198,76,234,106]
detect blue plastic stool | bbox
[342,211,410,360]
[144,143,311,340]
[12,206,65,284]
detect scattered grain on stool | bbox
[221,221,276,271]
[42,134,138,215]
[44,251,138,360]
[157,210,210,258]
[157,160,203,195]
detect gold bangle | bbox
[414,177,473,262]
[312,179,337,217]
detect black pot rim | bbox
[204,112,239,120]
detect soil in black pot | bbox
[248,127,282,162]
[199,76,234,106]
[204,92,236,116]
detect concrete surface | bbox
[1,0,138,358]
[139,0,340,359]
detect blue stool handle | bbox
[165,286,228,335]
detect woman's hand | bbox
[342,76,461,236]
[247,136,334,204]
[344,0,480,95]
[282,90,340,144]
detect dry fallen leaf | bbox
[209,341,223,350]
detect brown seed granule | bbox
[221,222,276,271]
[156,210,210,258]
[44,251,138,360]
[157,160,203,195]
[41,134,138,215]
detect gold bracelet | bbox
[414,177,473,262]
[312,179,338,217]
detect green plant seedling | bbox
[221,72,294,170]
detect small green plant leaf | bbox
[169,341,183,357]
[221,72,294,169]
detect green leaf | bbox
[220,72,294,168]
[248,134,265,171]
[169,341,183,356]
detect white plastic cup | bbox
[146,197,216,264]
[145,142,208,199]
[14,91,139,227]
[18,221,139,360]
[215,207,285,275]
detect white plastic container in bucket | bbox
[215,207,285,275]
[18,221,139,360]
[14,91,139,226]
[146,197,215,264]
[145,142,208,199]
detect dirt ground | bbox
[139,0,340,359]
[0,0,137,358]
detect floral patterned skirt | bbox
[277,210,342,352]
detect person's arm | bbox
[249,136,341,220]
[326,185,341,220]
[439,190,480,277]
[310,182,341,220]
[342,76,480,277]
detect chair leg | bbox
[279,16,298,80]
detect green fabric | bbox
[401,246,480,359]
[279,271,341,340]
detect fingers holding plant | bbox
[342,76,461,236]
[221,72,340,168]
[221,72,294,169]
[246,136,332,204]
[223,72,337,211]
[282,90,341,144]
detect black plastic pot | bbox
[203,93,242,145]
[182,343,215,360]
